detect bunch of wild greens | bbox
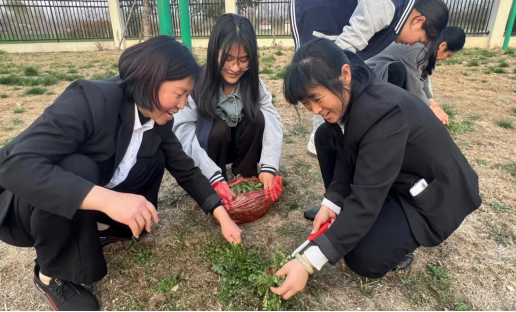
[204,238,295,310]
[230,179,264,194]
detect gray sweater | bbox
[172,79,283,181]
[366,42,434,106]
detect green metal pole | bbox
[157,0,173,36]
[503,0,516,51]
[179,0,192,50]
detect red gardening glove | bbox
[265,175,283,202]
[212,181,236,210]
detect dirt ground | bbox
[0,46,515,311]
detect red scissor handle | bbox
[307,218,334,241]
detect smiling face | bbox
[219,44,249,87]
[138,76,195,125]
[299,64,352,124]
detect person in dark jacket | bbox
[0,36,241,311]
[290,0,449,155]
[270,39,481,299]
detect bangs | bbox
[218,36,246,71]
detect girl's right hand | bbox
[213,206,242,243]
[312,205,337,234]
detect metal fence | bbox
[120,0,224,38]
[0,0,113,42]
[237,0,290,36]
[444,0,495,35]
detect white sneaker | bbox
[307,132,317,155]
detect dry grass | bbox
[1,47,516,310]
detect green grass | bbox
[454,299,473,311]
[500,163,516,177]
[498,60,510,68]
[204,238,297,311]
[0,74,62,87]
[427,264,451,303]
[441,58,462,66]
[273,66,288,80]
[492,67,507,74]
[0,49,6,55]
[23,66,39,77]
[440,104,457,118]
[92,70,116,80]
[511,107,516,114]
[496,119,514,129]
[261,55,276,65]
[0,93,7,99]
[13,108,25,114]
[39,75,60,86]
[23,87,47,96]
[274,50,284,56]
[276,223,308,239]
[0,137,14,147]
[466,60,479,67]
[128,238,155,266]
[505,48,515,55]
[448,120,475,135]
[260,67,274,74]
[462,72,470,77]
[151,274,183,293]
[488,223,516,246]
[491,201,511,213]
[81,63,95,69]
[67,68,78,74]
[11,118,22,126]
[230,179,263,194]
[474,159,487,166]
[271,93,277,104]
[111,63,118,69]
[481,79,488,83]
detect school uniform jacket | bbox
[313,80,482,264]
[0,77,221,224]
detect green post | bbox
[157,0,173,36]
[503,0,516,51]
[179,0,192,50]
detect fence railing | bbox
[444,0,495,35]
[0,0,502,42]
[237,0,290,36]
[0,0,113,42]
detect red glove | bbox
[212,181,236,210]
[265,175,283,202]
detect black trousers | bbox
[315,123,419,278]
[208,111,265,179]
[387,61,407,89]
[0,150,165,285]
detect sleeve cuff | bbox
[322,197,341,215]
[260,165,276,175]
[209,172,225,184]
[304,246,329,270]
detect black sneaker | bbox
[304,206,321,221]
[99,224,133,247]
[394,253,414,271]
[32,264,99,311]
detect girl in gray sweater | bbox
[172,14,283,223]
[366,26,466,125]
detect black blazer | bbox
[0,78,221,223]
[313,81,482,264]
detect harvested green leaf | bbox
[230,179,264,194]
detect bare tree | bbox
[142,0,151,40]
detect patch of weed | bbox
[0,49,6,55]
[288,124,310,137]
[13,87,21,91]
[261,56,276,65]
[498,60,510,68]
[468,114,481,121]
[152,274,183,293]
[277,223,308,239]
[462,72,470,77]
[511,107,516,114]
[271,93,277,105]
[46,91,55,95]
[13,108,25,114]
[488,223,515,246]
[275,50,284,56]
[11,118,22,126]
[260,67,274,74]
[505,48,515,55]
[481,79,488,83]
[39,75,60,86]
[273,66,287,80]
[81,63,95,69]
[292,161,311,176]
[0,93,7,98]
[67,68,78,74]
[287,201,300,210]
[204,238,296,310]
[111,63,118,69]
[427,264,451,303]
[128,238,154,266]
[474,159,486,166]
[23,87,47,96]
[496,119,514,129]
[509,258,516,265]
[500,163,516,177]
[23,66,39,76]
[440,104,457,118]
[0,137,14,147]
[454,299,473,311]
[466,60,479,67]
[447,120,474,135]
[492,67,507,74]
[230,179,263,194]
[92,70,116,80]
[491,201,511,213]
[441,59,462,66]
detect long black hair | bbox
[421,26,466,77]
[196,14,260,120]
[284,38,375,107]
[118,35,200,111]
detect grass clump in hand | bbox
[204,238,293,311]
[230,179,264,194]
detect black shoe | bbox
[33,264,99,311]
[394,253,414,271]
[99,224,133,247]
[304,206,321,221]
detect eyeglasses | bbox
[223,59,250,72]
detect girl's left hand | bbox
[270,258,310,299]
[259,172,275,190]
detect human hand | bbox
[213,206,242,243]
[312,205,337,234]
[270,257,311,299]
[212,181,236,210]
[259,172,275,190]
[429,99,449,126]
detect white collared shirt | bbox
[105,104,155,189]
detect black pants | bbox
[387,61,407,89]
[315,123,419,278]
[208,111,265,179]
[0,150,165,285]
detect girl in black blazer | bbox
[0,36,241,311]
[271,38,481,300]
